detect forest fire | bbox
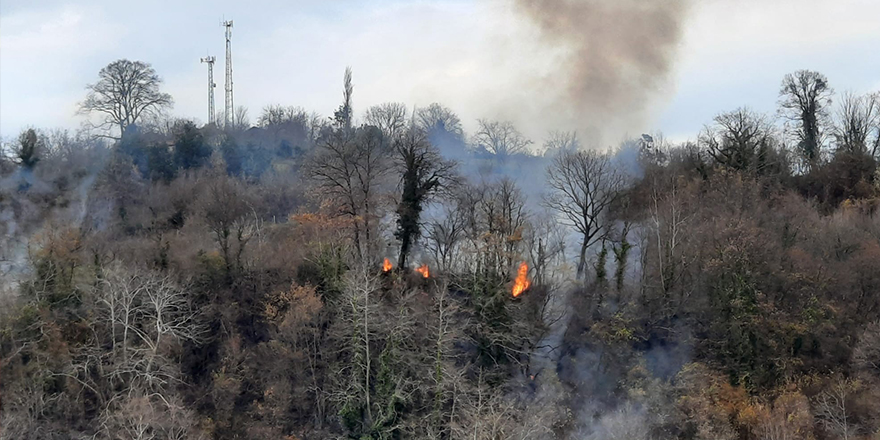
[512,261,530,297]
[2,0,873,436]
[415,264,430,278]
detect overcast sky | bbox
[1,0,879,145]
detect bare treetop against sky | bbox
[1,0,879,143]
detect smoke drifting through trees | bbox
[4,4,880,439]
[512,0,689,145]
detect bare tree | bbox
[778,70,833,168]
[814,378,860,440]
[450,368,561,440]
[757,391,813,440]
[853,320,880,377]
[98,392,202,440]
[364,102,408,141]
[79,59,173,138]
[216,105,250,132]
[309,125,392,258]
[834,92,880,156]
[0,383,64,439]
[472,119,532,158]
[95,269,204,384]
[475,178,530,278]
[201,175,259,280]
[542,130,580,157]
[426,181,533,275]
[258,104,302,127]
[700,108,776,173]
[525,212,567,287]
[332,267,381,428]
[426,281,461,431]
[53,267,205,439]
[234,105,250,131]
[545,149,624,280]
[424,202,467,273]
[648,175,695,305]
[415,103,464,139]
[329,265,422,438]
[450,372,518,440]
[256,104,316,152]
[874,94,880,158]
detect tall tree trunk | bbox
[398,232,410,269]
[577,237,588,281]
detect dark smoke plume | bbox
[512,0,690,145]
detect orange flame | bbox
[415,264,430,278]
[512,261,530,297]
[383,258,393,272]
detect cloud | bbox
[1,0,878,145]
[657,0,880,140]
[0,5,124,136]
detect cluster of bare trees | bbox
[421,175,568,284]
[835,92,880,157]
[545,149,626,279]
[779,70,880,168]
[201,174,260,279]
[1,265,205,439]
[364,102,409,140]
[308,124,393,258]
[307,113,456,265]
[472,119,533,158]
[699,108,778,173]
[415,103,465,140]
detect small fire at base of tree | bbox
[415,264,429,278]
[512,261,530,297]
[382,258,393,273]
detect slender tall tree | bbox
[334,67,354,131]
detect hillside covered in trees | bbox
[1,61,880,440]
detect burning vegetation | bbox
[2,9,879,438]
[415,264,430,278]
[512,261,530,297]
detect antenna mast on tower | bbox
[200,55,216,124]
[222,19,234,129]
